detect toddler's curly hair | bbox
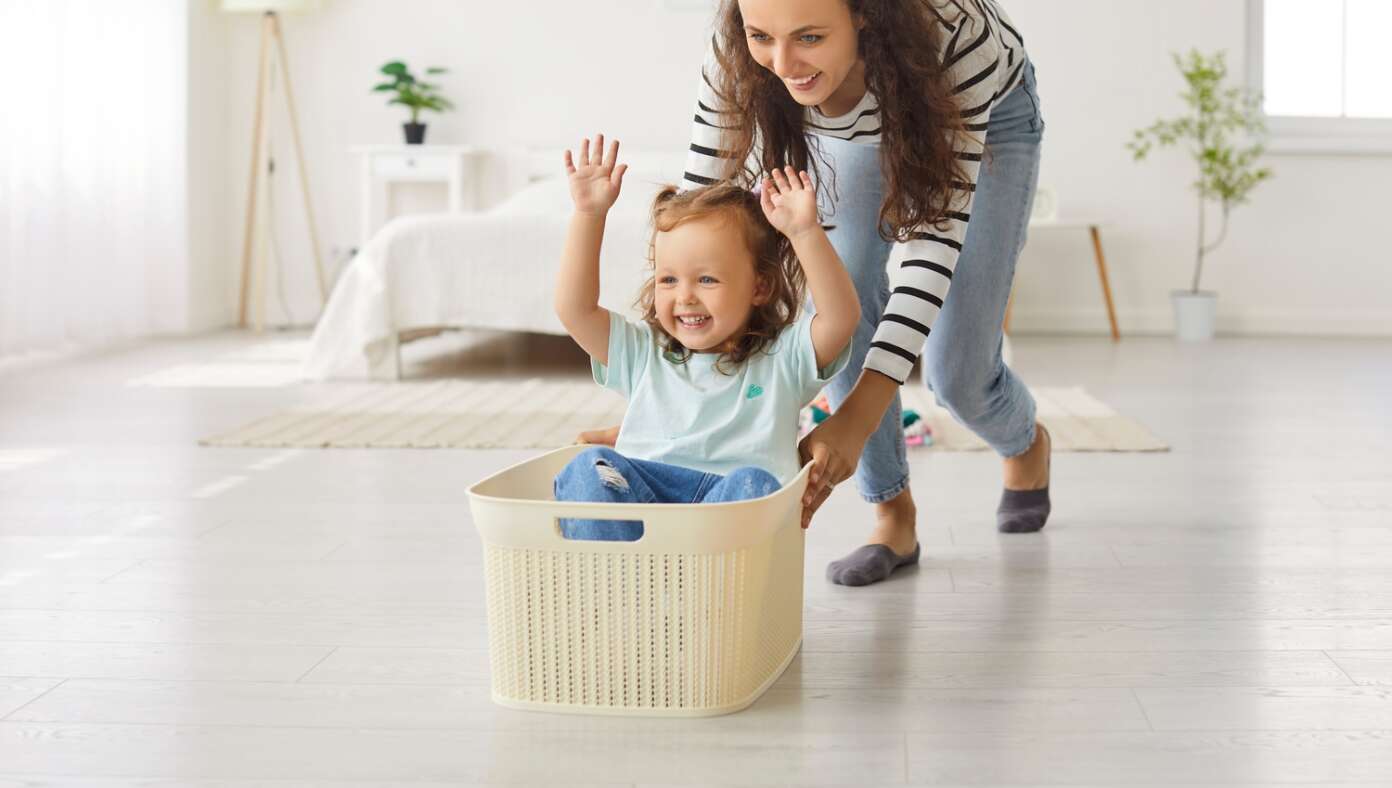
[635,183,806,374]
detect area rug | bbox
[200,380,1168,452]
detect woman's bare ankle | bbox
[870,488,918,554]
[1002,422,1050,491]
[878,485,916,514]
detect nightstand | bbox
[1009,219,1121,341]
[350,144,480,246]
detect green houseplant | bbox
[373,61,453,145]
[1128,50,1273,341]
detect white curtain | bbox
[0,0,188,358]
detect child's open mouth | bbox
[677,315,711,330]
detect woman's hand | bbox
[797,407,872,528]
[564,134,628,216]
[798,370,902,527]
[574,424,620,446]
[759,166,820,240]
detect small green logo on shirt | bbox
[745,384,764,400]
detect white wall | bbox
[1008,0,1392,336]
[219,0,714,327]
[215,0,1392,336]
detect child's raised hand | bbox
[759,166,819,240]
[564,134,628,215]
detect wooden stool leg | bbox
[1090,225,1120,341]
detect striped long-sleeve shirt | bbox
[682,0,1028,384]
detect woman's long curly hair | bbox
[710,0,970,241]
[636,184,805,374]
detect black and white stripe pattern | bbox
[683,0,1027,384]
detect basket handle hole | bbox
[556,518,645,542]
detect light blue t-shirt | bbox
[593,310,851,484]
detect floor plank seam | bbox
[3,675,492,687]
[315,540,351,560]
[190,517,242,540]
[1106,544,1126,568]
[1321,650,1361,686]
[1128,687,1156,731]
[93,560,146,584]
[0,677,66,722]
[3,640,1381,654]
[901,730,910,784]
[294,646,340,683]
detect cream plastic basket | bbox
[467,444,810,717]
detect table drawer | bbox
[372,154,452,179]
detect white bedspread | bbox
[303,174,672,380]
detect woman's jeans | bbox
[820,62,1045,503]
[554,446,781,541]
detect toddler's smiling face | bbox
[652,213,770,353]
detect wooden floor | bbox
[1,329,1390,786]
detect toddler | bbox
[552,134,860,540]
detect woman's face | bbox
[738,0,862,112]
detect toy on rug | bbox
[799,396,933,447]
[902,408,933,447]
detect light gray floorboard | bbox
[0,330,1389,782]
[7,679,1149,733]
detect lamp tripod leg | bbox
[237,11,273,328]
[270,13,329,308]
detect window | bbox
[1247,0,1392,154]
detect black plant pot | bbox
[403,122,427,145]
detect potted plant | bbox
[372,61,453,145]
[1128,50,1272,341]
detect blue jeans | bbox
[819,61,1045,503]
[553,446,782,541]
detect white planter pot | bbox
[1172,290,1217,341]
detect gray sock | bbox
[999,423,1052,533]
[997,486,1051,533]
[826,543,921,587]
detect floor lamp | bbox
[223,0,328,330]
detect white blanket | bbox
[303,174,674,380]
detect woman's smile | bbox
[786,71,822,92]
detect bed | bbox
[302,151,686,380]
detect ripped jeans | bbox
[553,446,781,541]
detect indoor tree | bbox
[1128,50,1272,294]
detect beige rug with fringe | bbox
[200,380,1167,452]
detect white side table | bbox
[350,145,480,247]
[1010,219,1121,342]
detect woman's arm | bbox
[683,52,737,190]
[859,13,1014,384]
[554,135,628,364]
[796,368,898,524]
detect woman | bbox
[586,0,1050,587]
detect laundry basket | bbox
[467,444,810,717]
